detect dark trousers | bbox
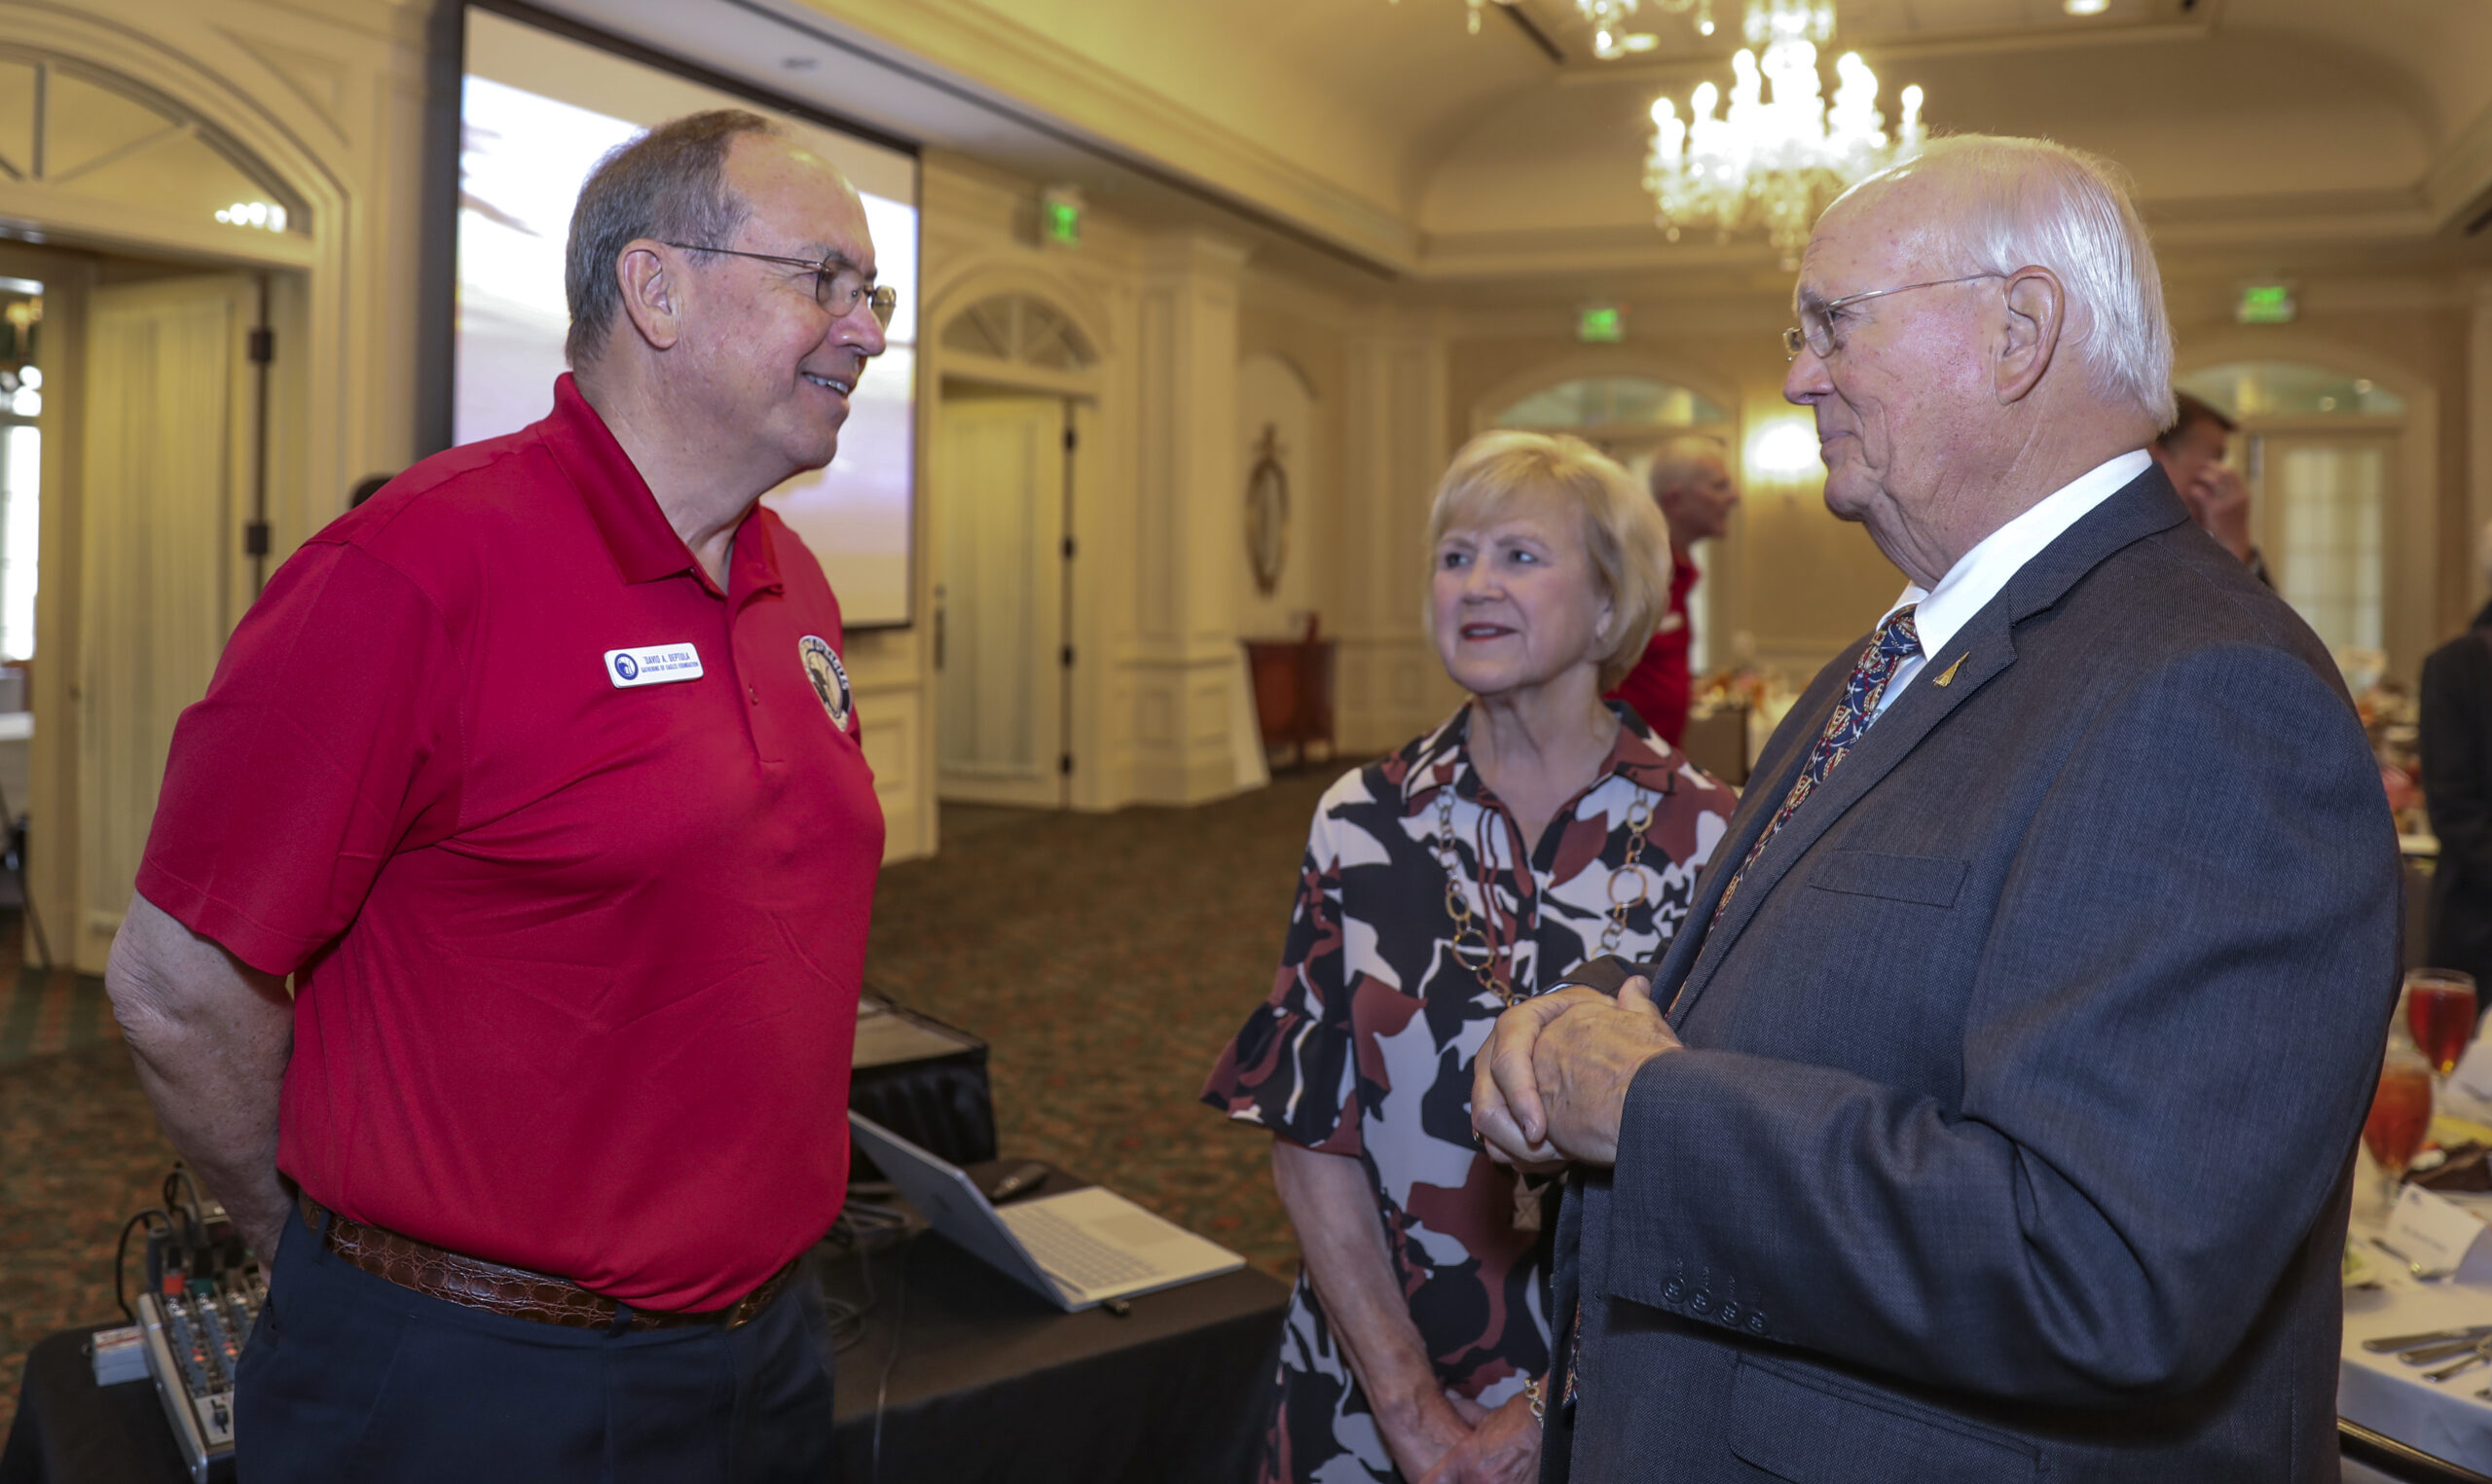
[234,1204,837,1483]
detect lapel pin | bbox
[1931,655,1967,688]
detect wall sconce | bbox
[1746,418,1821,481]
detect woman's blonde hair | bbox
[1422,430,1674,692]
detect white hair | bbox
[1647,434,1727,500]
[1831,134,2176,431]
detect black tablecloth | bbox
[826,1163,1285,1484]
[0,1331,193,1484]
[3,1164,1287,1484]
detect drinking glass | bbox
[2364,1044,2436,1219]
[2404,969,2479,1082]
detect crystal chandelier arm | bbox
[1640,0,1930,255]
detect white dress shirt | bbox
[1869,449,2152,719]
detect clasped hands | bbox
[1471,976,1683,1168]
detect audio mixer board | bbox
[135,1269,262,1482]
[108,1177,263,1484]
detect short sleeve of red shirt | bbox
[139,541,461,976]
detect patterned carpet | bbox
[0,771,1337,1438]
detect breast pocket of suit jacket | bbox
[1803,850,1968,909]
[1727,1356,2040,1484]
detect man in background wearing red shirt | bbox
[103,111,890,1481]
[1605,436,1741,745]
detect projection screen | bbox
[457,7,919,627]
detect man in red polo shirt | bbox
[1605,436,1741,745]
[103,111,888,1480]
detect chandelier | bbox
[1643,0,1924,258]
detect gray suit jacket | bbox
[1543,468,2401,1483]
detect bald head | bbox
[1649,435,1738,549]
[1782,134,2168,585]
[1824,135,2174,430]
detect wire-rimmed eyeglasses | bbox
[663,242,898,329]
[1780,272,2002,360]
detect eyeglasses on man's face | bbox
[1780,272,2003,361]
[663,242,898,329]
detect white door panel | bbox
[934,395,1066,808]
[78,274,253,968]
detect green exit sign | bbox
[1040,186,1083,248]
[1578,306,1625,343]
[2236,283,2296,324]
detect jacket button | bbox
[1688,1292,1710,1316]
[1717,1302,1741,1326]
[1664,1281,1685,1302]
[1748,1314,1768,1334]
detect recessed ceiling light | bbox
[2063,0,2108,14]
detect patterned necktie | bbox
[1711,604,1922,923]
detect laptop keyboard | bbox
[1000,1204,1157,1293]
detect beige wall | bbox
[35,0,2492,922]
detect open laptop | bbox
[848,1112,1245,1312]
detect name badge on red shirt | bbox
[604,642,704,688]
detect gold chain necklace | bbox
[1433,776,1657,1006]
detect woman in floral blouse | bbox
[1204,431,1740,1484]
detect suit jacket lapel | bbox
[1655,671,1831,1014]
[1666,467,2192,1029]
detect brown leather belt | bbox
[299,1190,799,1332]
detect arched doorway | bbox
[930,290,1101,809]
[0,47,318,970]
[2175,359,2416,679]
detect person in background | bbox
[1603,436,1740,745]
[2421,523,2492,998]
[2151,389,2271,585]
[103,110,891,1481]
[1477,134,2399,1482]
[1203,431,1738,1484]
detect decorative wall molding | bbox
[2424,99,2492,232]
[780,0,1421,271]
[0,0,419,963]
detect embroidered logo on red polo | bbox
[604,643,704,688]
[798,634,852,729]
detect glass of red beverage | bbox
[2365,1045,2436,1219]
[2403,969,2479,1082]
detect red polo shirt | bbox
[1606,549,1703,745]
[137,376,884,1311]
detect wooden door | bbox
[934,395,1067,808]
[77,274,253,968]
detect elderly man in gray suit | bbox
[1471,134,2400,1484]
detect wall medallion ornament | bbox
[1245,424,1291,597]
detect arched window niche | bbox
[2174,359,2413,668]
[939,293,1097,373]
[0,51,308,237]
[1491,376,1729,432]
[2176,361,2404,419]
